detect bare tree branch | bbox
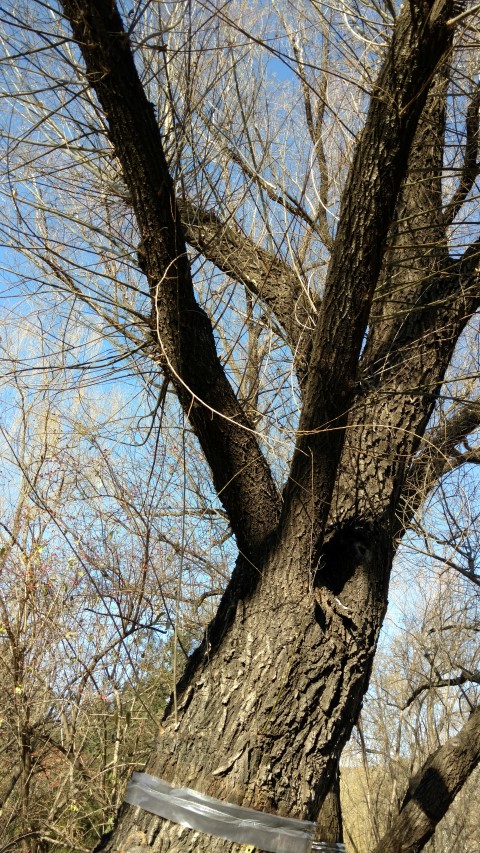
[402,671,480,711]
[397,400,480,537]
[60,0,281,558]
[283,0,458,546]
[287,26,333,251]
[178,198,316,369]
[443,82,480,228]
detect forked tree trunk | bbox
[55,1,479,851]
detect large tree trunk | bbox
[97,523,390,852]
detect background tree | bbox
[342,486,480,852]
[366,457,480,853]
[0,1,479,851]
[0,323,209,851]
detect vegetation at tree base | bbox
[0,0,479,851]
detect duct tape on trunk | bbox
[311,844,346,852]
[124,772,315,853]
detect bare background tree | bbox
[0,0,479,851]
[0,312,226,850]
[343,466,480,851]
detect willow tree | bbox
[1,0,480,850]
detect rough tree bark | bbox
[52,1,480,851]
